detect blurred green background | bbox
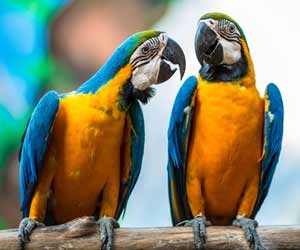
[0,0,299,229]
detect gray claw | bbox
[177,216,211,250]
[97,216,119,250]
[233,217,267,250]
[18,217,45,249]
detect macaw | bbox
[168,12,283,250]
[18,30,185,250]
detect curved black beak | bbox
[157,37,186,84]
[195,21,223,65]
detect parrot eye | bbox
[229,23,236,33]
[142,46,150,54]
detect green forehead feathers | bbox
[134,30,162,45]
[199,12,248,46]
[116,30,163,63]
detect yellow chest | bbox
[43,93,126,221]
[30,64,134,223]
[52,93,126,175]
[190,82,263,162]
[47,64,132,193]
[186,82,264,219]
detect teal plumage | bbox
[252,83,284,217]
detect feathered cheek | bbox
[130,57,160,90]
[220,38,242,65]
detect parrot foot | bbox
[97,216,120,250]
[18,217,45,250]
[233,217,267,250]
[176,215,211,250]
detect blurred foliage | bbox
[0,0,69,174]
[7,0,66,21]
[0,217,7,230]
[144,0,176,25]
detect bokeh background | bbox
[0,0,299,229]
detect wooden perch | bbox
[0,216,299,250]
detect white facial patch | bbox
[201,19,218,29]
[130,55,161,90]
[129,33,168,90]
[219,37,242,64]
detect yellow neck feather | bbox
[93,63,133,111]
[96,63,132,97]
[239,39,255,88]
[62,64,133,119]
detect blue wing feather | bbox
[126,100,145,200]
[252,83,284,217]
[168,76,198,168]
[115,100,144,219]
[19,90,59,217]
[167,76,198,225]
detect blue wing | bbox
[167,76,198,225]
[19,91,60,218]
[115,100,145,219]
[252,83,284,217]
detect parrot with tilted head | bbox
[18,30,185,250]
[167,12,283,250]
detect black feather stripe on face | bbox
[217,19,240,44]
[199,51,248,82]
[120,82,156,109]
[132,87,156,104]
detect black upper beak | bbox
[195,21,223,66]
[157,37,186,84]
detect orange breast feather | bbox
[29,64,132,223]
[186,82,264,224]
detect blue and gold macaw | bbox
[168,13,283,250]
[18,30,185,250]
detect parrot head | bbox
[123,30,186,104]
[129,30,186,90]
[78,30,186,105]
[194,12,252,82]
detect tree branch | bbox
[0,216,299,249]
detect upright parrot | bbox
[168,13,283,250]
[18,30,185,250]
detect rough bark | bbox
[0,216,299,249]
